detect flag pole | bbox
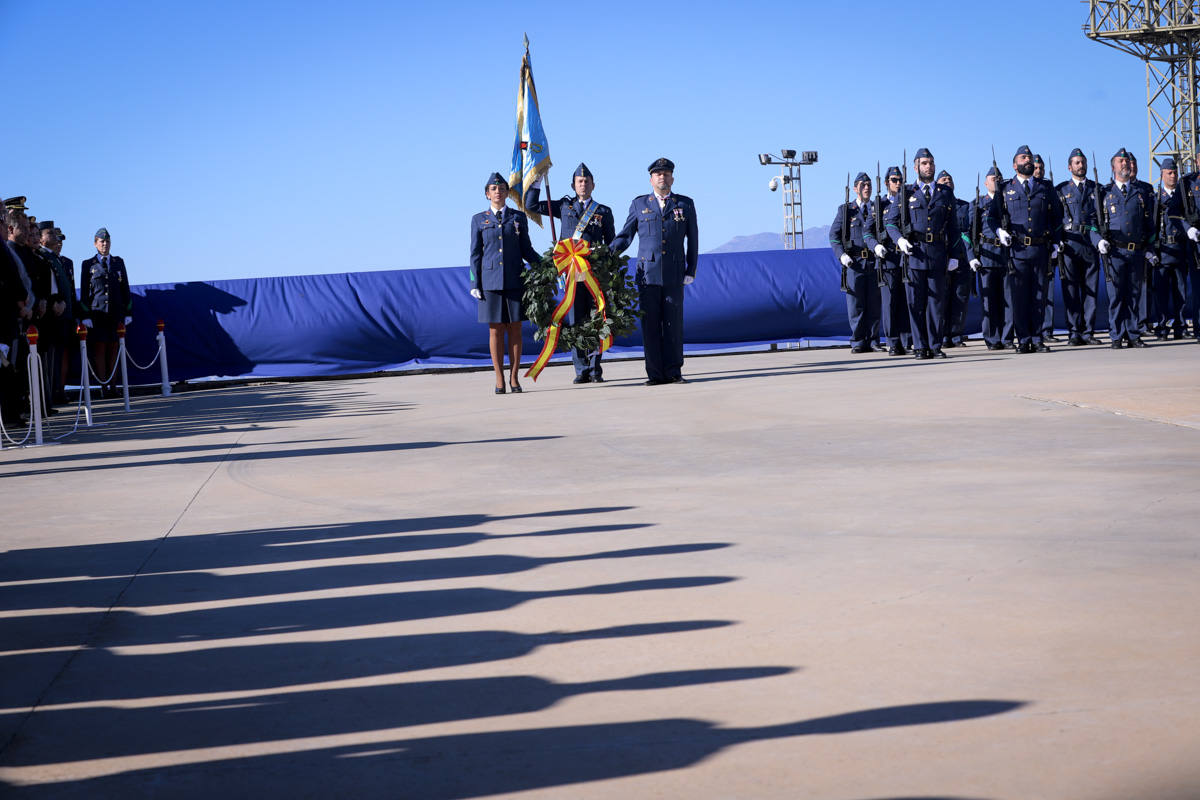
[524,34,556,244]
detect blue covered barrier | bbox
[119,248,1090,383]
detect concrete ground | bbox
[1,339,1198,799]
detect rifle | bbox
[970,172,982,297]
[1047,157,1060,277]
[899,149,912,284]
[874,160,886,288]
[840,172,851,293]
[992,145,1016,278]
[1092,151,1117,286]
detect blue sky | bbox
[1,0,1148,285]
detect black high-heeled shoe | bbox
[495,385,506,395]
[509,383,523,394]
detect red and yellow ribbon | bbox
[526,238,612,381]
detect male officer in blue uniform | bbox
[968,167,1014,350]
[884,148,972,359]
[866,166,912,355]
[1090,148,1156,348]
[1149,157,1190,340]
[986,145,1063,353]
[610,157,698,385]
[935,170,974,347]
[524,163,616,382]
[1056,149,1102,345]
[1128,153,1158,337]
[1032,154,1060,344]
[1181,164,1200,341]
[830,172,881,353]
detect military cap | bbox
[885,166,902,180]
[854,172,870,186]
[1112,147,1131,161]
[3,196,27,211]
[94,227,111,240]
[1068,148,1086,161]
[485,172,509,190]
[1013,145,1033,159]
[1161,157,1178,172]
[913,148,933,161]
[986,166,1003,178]
[647,157,675,173]
[573,163,594,179]
[54,227,65,241]
[36,220,55,231]
[1033,154,1044,166]
[936,170,951,182]
[1128,151,1139,163]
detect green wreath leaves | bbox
[523,242,641,352]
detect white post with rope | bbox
[27,326,43,446]
[157,319,171,396]
[117,321,131,412]
[77,323,93,427]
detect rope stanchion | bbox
[117,323,131,412]
[78,323,93,427]
[26,326,43,447]
[157,319,171,396]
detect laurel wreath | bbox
[522,242,641,352]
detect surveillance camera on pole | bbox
[757,148,817,248]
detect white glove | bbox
[996,228,1013,246]
[556,276,566,293]
[1188,227,1200,242]
[839,253,853,267]
[682,275,694,285]
[969,258,982,271]
[0,342,9,360]
[1146,251,1159,266]
[948,258,960,271]
[1050,244,1061,260]
[873,244,887,259]
[1097,239,1111,255]
[469,288,482,300]
[896,237,913,255]
[124,316,133,325]
[82,318,93,329]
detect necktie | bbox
[1121,184,1128,198]
[923,185,931,203]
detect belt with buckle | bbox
[1019,234,1049,246]
[917,232,945,243]
[859,248,871,259]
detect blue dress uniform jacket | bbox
[1055,178,1101,339]
[611,193,699,287]
[469,208,542,293]
[1090,181,1155,343]
[985,177,1063,346]
[522,189,616,247]
[943,198,974,345]
[1150,185,1190,336]
[79,254,131,317]
[970,193,1015,346]
[830,199,879,348]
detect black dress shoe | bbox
[573,375,590,384]
[887,346,898,355]
[920,348,934,359]
[644,379,664,386]
[1110,341,1123,349]
[509,383,523,393]
[1173,331,1185,340]
[1155,333,1168,341]
[1043,334,1060,342]
[894,345,907,356]
[932,349,948,358]
[1033,342,1051,353]
[670,376,688,384]
[1084,335,1102,345]
[1130,338,1148,348]
[591,375,605,383]
[851,344,869,354]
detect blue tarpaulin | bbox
[120,248,1083,383]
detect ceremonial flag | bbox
[509,35,552,227]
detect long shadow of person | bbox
[133,282,252,381]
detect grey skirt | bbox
[478,288,527,324]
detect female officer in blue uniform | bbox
[469,173,542,393]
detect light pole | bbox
[759,149,818,249]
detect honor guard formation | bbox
[2,195,132,428]
[831,146,1200,357]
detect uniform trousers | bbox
[879,267,911,348]
[1104,250,1145,342]
[1009,256,1046,346]
[944,266,972,344]
[638,282,685,382]
[1039,266,1056,337]
[845,261,881,347]
[569,287,604,379]
[978,267,1011,346]
[1060,251,1100,337]
[1149,262,1188,336]
[905,262,947,352]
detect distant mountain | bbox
[707,225,830,253]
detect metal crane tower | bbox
[1084,1,1200,177]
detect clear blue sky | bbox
[1,0,1148,285]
